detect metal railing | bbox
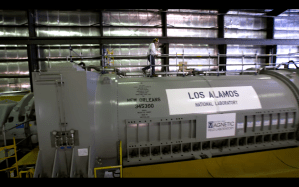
[33,45,299,76]
[0,137,19,178]
[18,168,35,178]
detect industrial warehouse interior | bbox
[1,9,299,178]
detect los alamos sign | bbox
[166,86,261,115]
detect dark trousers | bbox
[143,55,155,75]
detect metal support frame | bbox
[266,9,288,17]
[0,137,19,178]
[266,17,277,67]
[27,9,38,92]
[2,37,299,45]
[217,11,227,71]
[99,9,104,68]
[161,9,169,73]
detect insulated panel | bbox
[0,10,28,37]
[0,45,27,59]
[167,13,217,28]
[35,10,99,26]
[103,44,149,56]
[276,45,299,69]
[169,44,218,71]
[36,27,100,37]
[274,30,299,39]
[0,27,28,37]
[103,27,162,36]
[168,9,218,13]
[274,15,299,39]
[0,78,30,92]
[225,15,266,29]
[103,11,161,26]
[0,10,27,25]
[38,44,100,58]
[113,59,162,72]
[226,45,266,71]
[275,17,299,31]
[167,28,217,37]
[225,29,266,39]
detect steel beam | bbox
[27,9,38,92]
[99,9,104,67]
[266,17,277,67]
[99,9,103,37]
[218,12,226,71]
[266,9,288,17]
[2,37,299,45]
[218,9,230,14]
[161,9,169,72]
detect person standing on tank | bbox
[142,38,160,77]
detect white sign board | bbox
[272,119,278,125]
[264,120,270,126]
[247,121,253,128]
[206,113,236,139]
[166,86,261,115]
[237,122,244,129]
[256,121,261,127]
[78,148,88,156]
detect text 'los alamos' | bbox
[188,90,239,99]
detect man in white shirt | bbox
[142,38,159,77]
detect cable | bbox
[272,152,299,169]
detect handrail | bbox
[43,53,299,59]
[94,141,122,178]
[0,137,19,178]
[19,168,35,178]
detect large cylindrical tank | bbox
[31,64,299,177]
[94,70,299,166]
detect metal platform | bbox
[12,147,38,167]
[123,147,299,178]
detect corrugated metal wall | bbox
[0,10,30,92]
[103,44,162,72]
[274,10,299,68]
[224,12,267,71]
[35,10,101,37]
[1,9,299,92]
[167,12,218,37]
[169,44,218,71]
